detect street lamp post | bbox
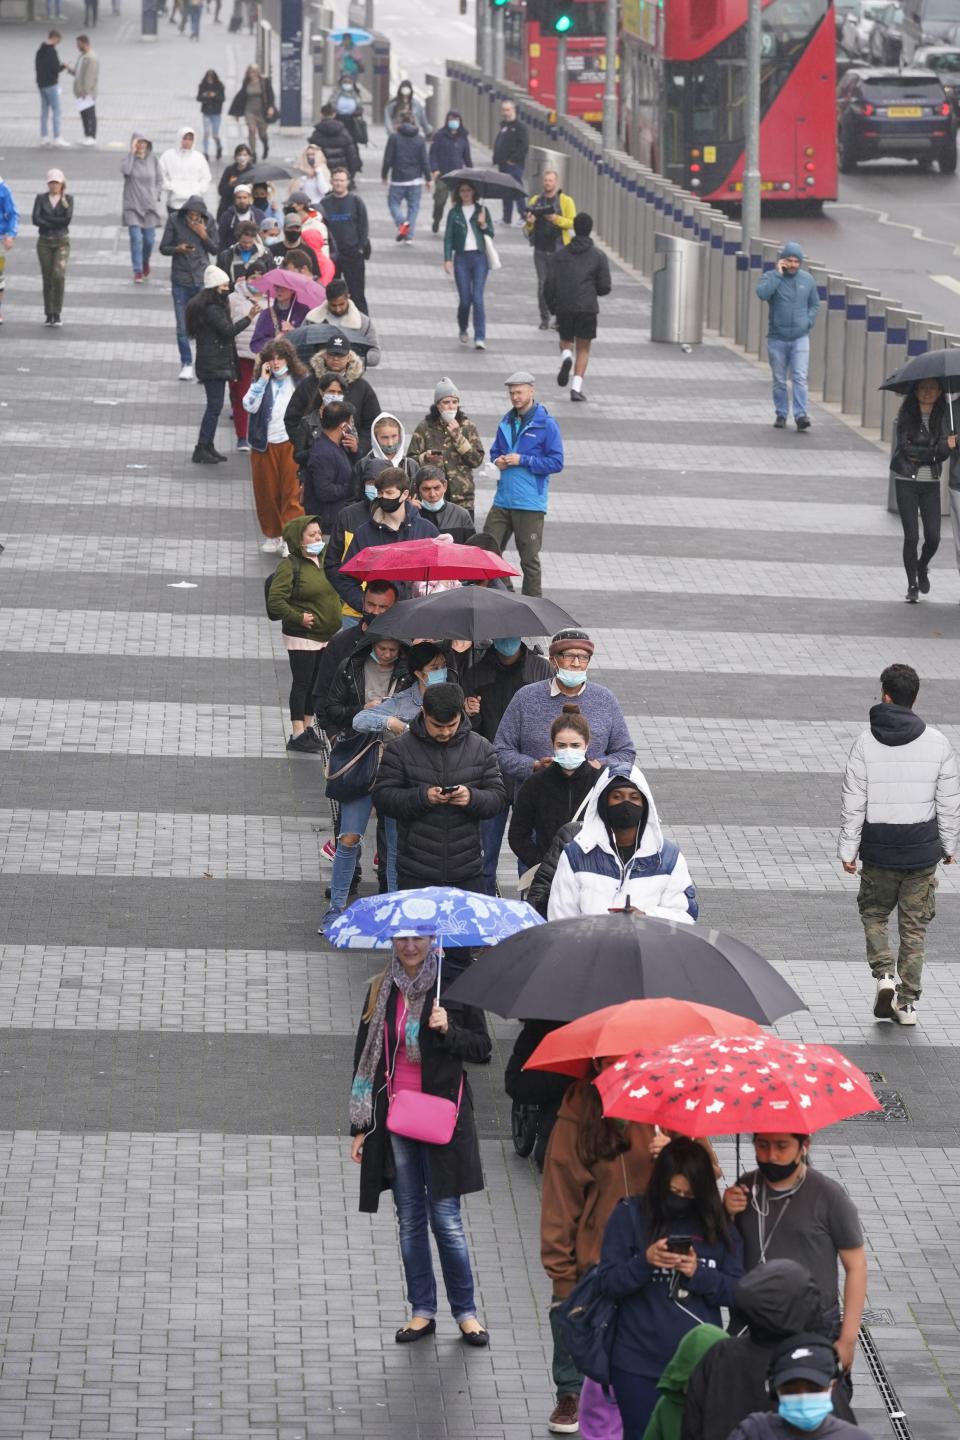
[492,0,505,80]
[601,0,618,150]
[555,34,568,119]
[742,0,762,253]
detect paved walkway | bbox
[1,9,960,1439]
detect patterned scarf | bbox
[349,947,439,1129]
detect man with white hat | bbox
[218,180,261,249]
[484,371,564,596]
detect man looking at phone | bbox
[723,1134,867,1378]
[283,329,381,453]
[373,680,506,896]
[755,241,820,431]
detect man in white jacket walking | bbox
[839,662,960,1026]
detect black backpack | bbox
[265,555,301,620]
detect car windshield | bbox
[863,74,946,93]
[862,1,887,17]
[927,50,960,69]
[924,0,960,19]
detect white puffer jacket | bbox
[839,703,960,869]
[159,128,212,211]
[547,765,698,923]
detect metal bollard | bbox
[841,283,870,418]
[881,307,920,444]
[823,275,848,404]
[805,265,828,398]
[908,315,943,358]
[862,295,896,430]
[735,252,749,347]
[718,222,740,338]
[701,212,719,330]
[745,240,766,356]
[639,172,656,275]
[753,242,780,359]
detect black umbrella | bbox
[442,166,527,201]
[881,349,960,429]
[285,321,377,360]
[444,913,806,1024]
[364,586,577,644]
[246,162,295,183]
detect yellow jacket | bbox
[523,189,576,245]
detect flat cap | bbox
[505,370,535,386]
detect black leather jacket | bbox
[890,399,955,480]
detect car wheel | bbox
[838,128,859,173]
[938,144,958,174]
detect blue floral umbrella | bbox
[324,886,544,950]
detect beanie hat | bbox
[203,264,231,289]
[549,628,595,660]
[779,241,804,260]
[434,376,459,404]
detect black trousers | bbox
[337,252,368,315]
[81,105,97,139]
[287,650,324,721]
[895,476,941,581]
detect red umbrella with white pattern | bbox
[595,1033,881,1137]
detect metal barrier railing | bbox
[444,58,960,450]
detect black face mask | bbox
[378,496,404,514]
[607,800,646,831]
[663,1194,695,1222]
[758,1156,802,1183]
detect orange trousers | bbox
[250,441,303,539]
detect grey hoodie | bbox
[158,193,219,287]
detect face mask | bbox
[272,365,289,378]
[758,1156,803,1183]
[663,1194,695,1222]
[448,119,461,131]
[439,406,458,420]
[554,749,586,770]
[493,637,522,657]
[420,497,445,512]
[778,1395,834,1432]
[379,440,400,456]
[321,393,341,407]
[555,666,586,688]
[607,800,646,831]
[378,495,404,514]
[424,668,448,686]
[364,484,379,502]
[304,540,325,555]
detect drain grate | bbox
[859,1325,912,1440]
[843,1071,908,1122]
[861,1307,895,1326]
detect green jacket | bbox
[642,1324,728,1440]
[443,201,494,261]
[268,515,343,640]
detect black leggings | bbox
[287,650,324,721]
[895,477,941,582]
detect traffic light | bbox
[492,0,508,7]
[541,0,575,32]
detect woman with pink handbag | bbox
[349,933,491,1346]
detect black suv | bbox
[837,66,958,170]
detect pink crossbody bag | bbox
[384,1009,464,1146]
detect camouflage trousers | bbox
[857,863,938,1004]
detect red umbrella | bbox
[595,1034,881,1137]
[524,999,763,1080]
[249,268,327,310]
[341,537,519,582]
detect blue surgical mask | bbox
[493,637,521,657]
[554,748,586,770]
[321,392,340,407]
[304,540,325,555]
[555,667,586,688]
[272,364,289,378]
[424,668,448,686]
[448,119,461,131]
[778,1395,834,1432]
[420,497,445,512]
[364,484,379,502]
[380,440,401,456]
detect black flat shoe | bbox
[395,1319,436,1344]
[906,584,919,603]
[918,565,930,594]
[459,1323,490,1348]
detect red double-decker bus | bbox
[504,0,610,122]
[622,0,837,207]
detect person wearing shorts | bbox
[544,212,611,404]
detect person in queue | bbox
[332,467,438,613]
[301,399,359,536]
[266,514,342,753]
[355,412,421,493]
[408,376,485,517]
[723,1134,867,1380]
[284,329,381,453]
[509,704,597,883]
[243,336,307,550]
[597,1137,744,1437]
[485,371,565,596]
[349,933,490,1346]
[726,1334,876,1440]
[185,263,259,464]
[412,467,475,545]
[304,274,380,367]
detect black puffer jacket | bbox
[544,234,612,316]
[373,712,506,886]
[187,289,250,382]
[526,819,581,917]
[324,638,412,734]
[308,116,361,176]
[285,352,381,453]
[468,644,551,746]
[681,1261,857,1440]
[509,761,597,869]
[158,195,219,287]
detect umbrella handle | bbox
[436,937,443,1002]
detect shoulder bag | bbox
[384,1013,464,1146]
[323,676,398,802]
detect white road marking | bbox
[932,274,960,297]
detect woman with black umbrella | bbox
[890,377,957,602]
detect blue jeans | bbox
[202,112,221,155]
[610,1367,662,1440]
[172,282,200,365]
[390,1132,477,1323]
[128,225,156,274]
[39,85,61,139]
[454,251,489,342]
[199,379,226,445]
[387,183,422,237]
[188,2,201,33]
[330,793,397,908]
[481,808,510,896]
[339,615,360,630]
[498,162,525,222]
[767,335,810,419]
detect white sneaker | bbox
[891,999,918,1026]
[40,137,52,148]
[80,136,97,147]
[261,537,283,554]
[873,975,895,1020]
[178,364,195,381]
[51,137,71,148]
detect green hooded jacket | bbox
[642,1324,728,1440]
[268,515,343,640]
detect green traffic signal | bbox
[553,11,573,29]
